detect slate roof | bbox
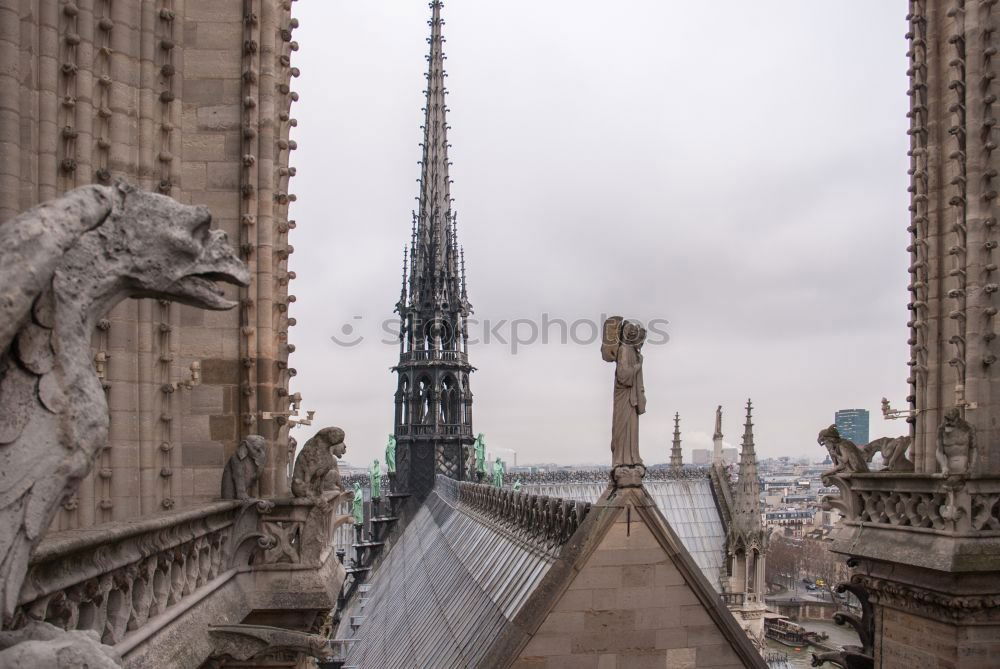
[524,478,727,589]
[341,479,583,668]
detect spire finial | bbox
[670,411,683,469]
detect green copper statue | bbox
[371,459,382,499]
[492,457,504,488]
[474,433,486,476]
[385,434,396,474]
[513,478,522,492]
[352,482,363,526]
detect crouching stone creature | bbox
[221,435,268,500]
[291,427,348,497]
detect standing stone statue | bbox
[221,435,268,500]
[492,457,504,488]
[474,433,486,477]
[0,182,249,642]
[291,426,347,497]
[936,408,976,477]
[351,482,364,526]
[370,459,382,499]
[602,316,647,486]
[385,435,396,474]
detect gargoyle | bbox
[936,408,976,476]
[292,427,347,498]
[863,435,914,472]
[818,425,869,476]
[221,435,268,500]
[0,182,249,628]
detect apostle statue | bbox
[352,481,364,526]
[385,434,397,474]
[602,317,646,478]
[492,457,504,488]
[474,433,487,477]
[370,459,382,499]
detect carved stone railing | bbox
[438,476,591,551]
[398,349,468,364]
[11,493,352,661]
[13,500,243,645]
[720,592,745,608]
[822,473,1000,536]
[396,423,472,437]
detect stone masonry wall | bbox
[514,509,744,669]
[0,0,300,528]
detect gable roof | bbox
[525,478,727,589]
[340,478,765,669]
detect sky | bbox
[286,1,912,467]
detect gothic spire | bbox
[732,399,763,541]
[406,0,464,315]
[670,412,683,469]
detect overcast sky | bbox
[286,1,911,467]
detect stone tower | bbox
[670,412,683,469]
[725,399,767,640]
[712,405,724,464]
[0,0,300,526]
[828,4,1000,666]
[392,1,475,498]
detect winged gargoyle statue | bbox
[0,182,249,642]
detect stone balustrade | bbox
[822,473,1000,536]
[11,493,353,667]
[437,475,591,552]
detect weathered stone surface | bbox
[0,622,121,668]
[220,435,267,500]
[0,183,248,657]
[290,427,347,498]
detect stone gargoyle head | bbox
[67,181,250,312]
[239,435,268,469]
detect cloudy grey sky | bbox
[287,1,911,467]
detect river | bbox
[764,619,859,668]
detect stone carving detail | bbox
[935,408,976,477]
[0,621,121,668]
[13,505,234,644]
[851,572,1000,624]
[862,435,914,472]
[209,624,341,663]
[818,426,870,475]
[811,578,874,669]
[855,488,948,530]
[221,435,268,500]
[825,474,1000,535]
[602,316,647,487]
[971,493,1000,531]
[443,476,590,551]
[0,183,248,645]
[291,426,347,497]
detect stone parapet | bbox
[11,493,352,668]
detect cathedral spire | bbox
[407,0,462,314]
[392,1,475,498]
[670,412,683,470]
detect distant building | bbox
[692,448,711,465]
[835,408,870,445]
[721,447,738,465]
